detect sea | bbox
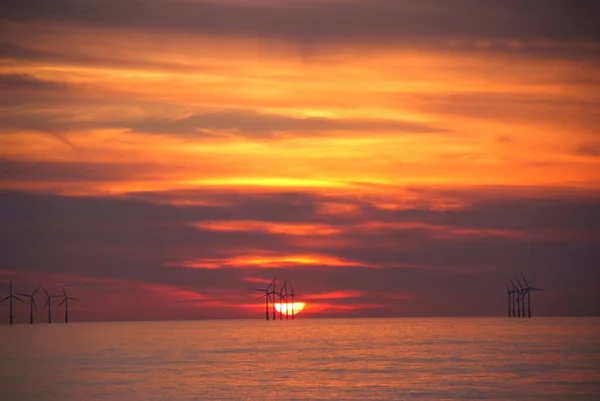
[1,317,599,400]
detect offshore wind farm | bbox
[1,279,78,325]
[505,273,546,318]
[2,277,599,401]
[252,278,304,321]
[3,273,551,324]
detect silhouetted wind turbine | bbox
[17,284,41,324]
[277,280,288,320]
[505,283,513,318]
[252,279,274,321]
[1,278,24,325]
[42,285,61,324]
[515,277,527,318]
[520,272,545,318]
[270,277,278,321]
[508,279,520,317]
[280,280,289,320]
[289,283,303,320]
[57,285,78,323]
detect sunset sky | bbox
[1,0,599,322]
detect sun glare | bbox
[273,302,306,315]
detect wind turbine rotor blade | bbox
[520,272,530,288]
[14,295,24,303]
[42,286,49,297]
[514,278,522,288]
[43,298,50,310]
[61,285,67,297]
[0,296,8,303]
[32,285,41,296]
[70,297,79,301]
[515,277,526,290]
[58,298,66,308]
[17,293,29,297]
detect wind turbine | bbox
[57,285,78,323]
[252,278,275,320]
[270,277,278,321]
[515,277,527,318]
[278,280,287,320]
[508,279,521,317]
[17,284,41,324]
[289,283,297,320]
[283,281,290,320]
[520,272,545,318]
[289,283,303,320]
[279,280,290,320]
[505,283,513,318]
[1,278,24,325]
[42,285,61,324]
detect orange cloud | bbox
[192,220,341,236]
[306,290,365,300]
[304,302,388,314]
[171,253,368,269]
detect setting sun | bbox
[273,302,306,315]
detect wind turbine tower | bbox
[1,279,24,325]
[58,285,78,323]
[270,278,278,321]
[252,279,274,321]
[509,279,520,317]
[17,284,41,325]
[515,277,527,318]
[277,280,287,320]
[289,283,301,320]
[505,283,513,318]
[42,285,61,324]
[520,272,545,318]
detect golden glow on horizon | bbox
[273,302,305,315]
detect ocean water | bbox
[1,317,599,400]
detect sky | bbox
[1,0,599,322]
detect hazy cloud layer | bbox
[2,0,599,45]
[0,107,446,138]
[126,109,447,136]
[1,188,599,319]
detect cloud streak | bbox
[2,0,599,45]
